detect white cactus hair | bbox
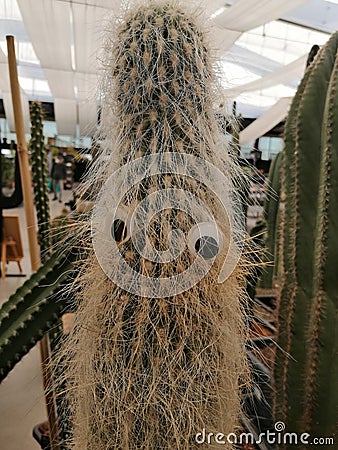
[57,1,252,449]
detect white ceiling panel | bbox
[210,28,241,54]
[76,72,97,100]
[213,0,309,32]
[1,47,30,132]
[76,72,98,136]
[239,97,292,145]
[3,90,30,133]
[73,3,106,74]
[72,0,121,12]
[223,44,282,76]
[0,60,10,92]
[204,0,228,17]
[282,0,338,34]
[44,68,75,99]
[225,55,307,98]
[17,0,72,70]
[78,99,98,137]
[209,0,311,62]
[54,98,77,136]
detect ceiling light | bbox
[210,7,226,19]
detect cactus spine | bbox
[61,3,249,449]
[29,101,51,258]
[274,32,338,441]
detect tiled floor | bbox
[0,189,73,450]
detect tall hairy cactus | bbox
[274,31,338,442]
[29,101,51,257]
[60,2,250,449]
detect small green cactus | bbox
[29,101,51,258]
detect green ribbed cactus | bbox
[0,240,81,381]
[229,101,249,220]
[306,44,320,67]
[29,101,51,258]
[246,219,265,321]
[229,101,242,157]
[302,44,338,437]
[274,32,338,443]
[259,45,320,291]
[259,151,282,289]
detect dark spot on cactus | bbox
[195,236,219,259]
[111,219,127,242]
[162,26,168,40]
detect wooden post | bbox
[6,35,60,450]
[6,36,40,271]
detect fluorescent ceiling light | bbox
[210,7,226,19]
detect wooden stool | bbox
[1,235,23,278]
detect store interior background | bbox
[1,0,338,449]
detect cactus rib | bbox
[260,151,282,289]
